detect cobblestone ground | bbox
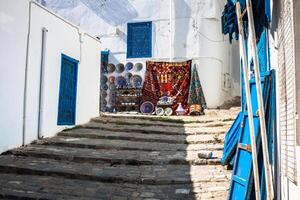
[0,107,240,200]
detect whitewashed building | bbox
[0,0,101,153]
[42,0,241,108]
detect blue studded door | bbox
[57,54,79,125]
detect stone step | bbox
[93,117,234,128]
[0,155,231,185]
[59,128,225,144]
[35,136,224,152]
[7,145,223,165]
[0,173,228,200]
[79,122,229,136]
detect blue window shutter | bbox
[127,21,152,58]
[57,54,79,125]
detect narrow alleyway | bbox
[0,108,239,200]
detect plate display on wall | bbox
[140,101,154,114]
[134,63,143,71]
[109,76,115,84]
[116,63,125,73]
[101,84,108,91]
[116,76,127,88]
[131,75,143,88]
[109,84,117,91]
[155,107,164,116]
[101,75,108,84]
[107,63,115,73]
[125,62,133,71]
[164,107,173,116]
[101,90,107,98]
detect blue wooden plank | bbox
[57,54,79,125]
[221,111,243,166]
[228,73,272,200]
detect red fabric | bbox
[142,60,192,114]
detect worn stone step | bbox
[59,128,225,144]
[0,173,228,200]
[7,145,223,166]
[35,136,224,152]
[93,117,233,128]
[0,155,231,185]
[79,122,229,136]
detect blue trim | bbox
[57,53,79,126]
[127,21,152,58]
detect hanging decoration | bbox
[142,60,191,114]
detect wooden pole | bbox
[236,3,261,199]
[245,0,274,199]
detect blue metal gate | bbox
[57,54,79,125]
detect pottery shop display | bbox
[140,101,154,114]
[134,62,143,71]
[131,75,143,88]
[164,107,173,116]
[101,75,108,84]
[116,76,127,88]
[101,84,108,91]
[109,76,115,84]
[125,62,134,71]
[155,107,164,116]
[107,63,115,73]
[116,63,125,73]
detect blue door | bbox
[57,54,79,125]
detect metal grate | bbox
[127,21,152,58]
[278,0,297,184]
[57,54,79,125]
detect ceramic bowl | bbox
[125,62,134,71]
[116,63,125,73]
[107,63,115,73]
[134,63,143,71]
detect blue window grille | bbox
[127,21,152,58]
[57,54,79,125]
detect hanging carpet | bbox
[142,60,192,113]
[188,64,207,114]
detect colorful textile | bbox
[142,60,192,113]
[188,65,207,112]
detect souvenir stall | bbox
[100,58,206,116]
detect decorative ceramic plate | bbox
[101,90,107,98]
[155,107,164,116]
[108,76,115,84]
[131,75,143,88]
[108,97,116,105]
[124,72,132,81]
[101,99,107,106]
[140,101,154,114]
[116,63,125,73]
[164,107,173,116]
[134,63,143,71]
[109,84,116,91]
[107,63,115,73]
[101,75,108,84]
[101,84,108,91]
[116,76,127,88]
[125,62,133,71]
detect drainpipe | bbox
[37,27,48,139]
[22,1,32,145]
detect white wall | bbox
[0,1,101,153]
[0,0,29,152]
[43,0,241,108]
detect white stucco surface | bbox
[0,1,101,153]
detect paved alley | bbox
[0,108,239,200]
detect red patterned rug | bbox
[142,60,192,113]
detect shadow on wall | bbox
[80,0,138,26]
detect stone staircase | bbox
[0,107,239,200]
